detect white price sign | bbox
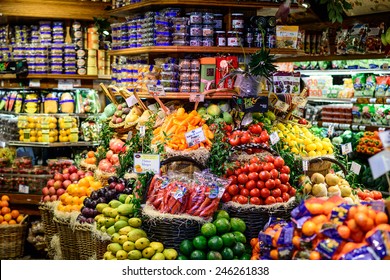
[350,98,357,103]
[18,184,29,194]
[133,153,160,174]
[29,79,40,88]
[292,95,305,105]
[369,98,377,104]
[147,84,165,96]
[189,93,205,102]
[379,130,390,149]
[328,125,335,136]
[302,160,309,171]
[58,79,74,90]
[185,127,206,147]
[274,100,290,112]
[341,142,353,155]
[73,79,81,87]
[270,131,280,145]
[368,150,390,179]
[125,95,138,108]
[350,161,361,175]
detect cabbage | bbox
[103,103,117,117]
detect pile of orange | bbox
[57,176,102,212]
[84,151,97,165]
[0,195,25,225]
[251,196,390,260]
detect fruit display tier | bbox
[7,141,99,148]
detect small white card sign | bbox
[19,184,29,194]
[58,79,74,90]
[274,100,289,112]
[379,130,390,149]
[29,79,40,88]
[270,132,280,145]
[189,93,205,102]
[147,84,165,96]
[302,160,309,171]
[125,95,138,108]
[133,153,160,174]
[368,150,390,179]
[185,127,206,147]
[341,143,353,155]
[350,161,361,175]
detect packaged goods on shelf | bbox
[321,104,353,124]
[0,114,18,142]
[273,71,301,95]
[275,25,299,49]
[301,76,333,97]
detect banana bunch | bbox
[24,93,39,114]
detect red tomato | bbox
[271,188,282,198]
[229,135,240,146]
[257,180,265,189]
[221,192,231,203]
[282,192,290,202]
[238,174,249,184]
[232,130,243,137]
[274,179,281,188]
[238,184,245,190]
[252,136,262,144]
[249,188,261,197]
[264,155,274,163]
[372,191,382,200]
[258,163,264,172]
[240,188,249,197]
[245,180,256,190]
[260,131,270,143]
[273,157,285,169]
[242,163,250,174]
[279,173,289,184]
[248,172,259,181]
[263,163,275,172]
[259,171,271,181]
[265,196,276,205]
[275,197,283,203]
[265,179,275,190]
[249,163,260,173]
[237,195,248,204]
[260,188,270,198]
[226,168,234,176]
[231,195,239,203]
[228,175,237,185]
[224,124,233,133]
[234,168,243,176]
[250,197,262,205]
[249,124,262,135]
[280,165,291,174]
[280,184,289,193]
[289,187,296,196]
[240,132,251,145]
[227,184,239,196]
[357,191,366,200]
[270,169,279,179]
[365,191,374,199]
[250,156,260,164]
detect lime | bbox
[230,217,246,233]
[177,255,188,260]
[179,239,194,257]
[233,231,247,244]
[208,236,224,251]
[201,222,217,237]
[214,210,230,221]
[190,250,206,260]
[232,242,246,257]
[221,247,234,260]
[221,232,235,247]
[213,218,231,235]
[240,253,251,260]
[193,235,207,251]
[207,251,223,260]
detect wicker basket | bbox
[306,157,347,178]
[79,159,97,172]
[39,203,58,259]
[74,223,95,260]
[141,205,206,251]
[53,217,80,260]
[95,168,116,187]
[93,232,111,260]
[222,198,298,240]
[160,155,206,178]
[0,223,28,259]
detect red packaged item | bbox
[216,56,238,89]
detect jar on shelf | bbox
[202,25,214,37]
[202,37,214,47]
[215,31,226,47]
[190,12,203,24]
[231,13,244,32]
[190,25,202,37]
[213,14,224,30]
[190,37,202,47]
[227,31,243,47]
[202,13,214,25]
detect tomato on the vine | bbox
[224,124,233,133]
[275,197,283,203]
[263,163,275,172]
[249,163,260,173]
[274,178,282,188]
[229,135,240,146]
[228,175,237,184]
[280,184,288,193]
[252,136,262,144]
[234,168,243,176]
[242,163,250,174]
[240,188,250,197]
[264,155,274,163]
[289,187,296,196]
[257,180,265,189]
[282,192,290,202]
[250,156,260,164]
[279,173,289,184]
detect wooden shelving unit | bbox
[276,53,389,63]
[138,91,237,100]
[0,193,42,216]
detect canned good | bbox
[202,37,214,47]
[202,25,214,37]
[190,36,202,46]
[190,25,202,36]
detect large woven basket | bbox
[306,156,347,178]
[141,205,206,251]
[53,217,80,260]
[222,198,298,240]
[39,202,58,259]
[160,155,206,178]
[0,223,28,259]
[93,231,111,260]
[74,223,95,260]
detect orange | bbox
[270,249,279,260]
[340,242,359,256]
[85,157,97,164]
[84,176,95,183]
[8,220,16,225]
[347,206,357,220]
[65,195,73,205]
[311,214,328,225]
[1,221,8,225]
[1,195,10,201]
[337,225,351,239]
[250,238,258,248]
[66,184,76,195]
[361,217,374,232]
[292,236,301,249]
[60,193,68,204]
[354,212,368,228]
[272,228,282,247]
[0,200,9,208]
[77,186,87,197]
[71,204,81,211]
[1,207,11,215]
[322,201,336,216]
[356,205,368,215]
[78,178,90,188]
[375,212,389,225]
[57,204,65,212]
[306,203,324,215]
[350,230,364,243]
[309,251,321,260]
[90,181,102,190]
[16,215,24,223]
[346,219,359,233]
[3,213,12,222]
[367,209,377,220]
[64,205,72,212]
[302,221,317,236]
[10,210,19,219]
[87,151,95,158]
[71,196,79,205]
[253,242,261,254]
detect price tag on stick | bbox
[147,84,165,96]
[19,184,29,194]
[185,127,206,147]
[379,130,390,149]
[302,160,309,171]
[270,132,280,145]
[139,126,145,138]
[274,100,290,112]
[341,143,352,155]
[126,95,138,108]
[350,161,361,175]
[189,93,205,102]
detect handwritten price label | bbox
[189,93,205,102]
[274,100,290,112]
[126,95,138,108]
[185,127,206,147]
[18,184,29,194]
[270,132,280,145]
[341,142,353,155]
[139,126,145,138]
[350,161,361,175]
[302,160,309,171]
[379,130,390,149]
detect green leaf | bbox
[336,13,343,23]
[320,0,328,4]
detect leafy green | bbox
[207,121,232,176]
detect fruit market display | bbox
[222,155,295,205]
[226,124,270,151]
[178,210,250,260]
[0,195,25,225]
[273,122,334,156]
[252,197,390,260]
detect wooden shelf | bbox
[0,0,109,21]
[138,91,237,99]
[0,193,41,216]
[108,0,296,17]
[276,53,389,63]
[108,46,305,57]
[7,141,99,148]
[0,74,107,80]
[299,69,390,75]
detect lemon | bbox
[321,149,328,156]
[304,138,312,145]
[315,142,323,151]
[49,123,57,129]
[28,123,35,129]
[288,140,297,147]
[328,148,334,154]
[316,151,322,156]
[291,147,299,154]
[29,136,37,142]
[308,151,317,157]
[19,135,24,141]
[306,143,317,152]
[37,131,43,137]
[49,130,56,137]
[49,136,55,143]
[322,138,331,142]
[296,138,304,145]
[38,136,43,142]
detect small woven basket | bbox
[306,156,347,178]
[95,169,116,187]
[0,223,28,259]
[39,202,58,259]
[222,198,298,240]
[79,159,97,172]
[93,231,111,260]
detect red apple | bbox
[62,168,69,174]
[111,154,119,164]
[77,170,85,177]
[43,195,51,202]
[50,195,58,202]
[54,173,64,181]
[53,180,62,190]
[46,179,55,188]
[62,180,72,189]
[62,173,70,180]
[85,171,94,177]
[68,165,78,174]
[69,173,79,182]
[48,186,56,195]
[106,150,114,160]
[115,183,125,192]
[56,188,65,196]
[42,187,50,196]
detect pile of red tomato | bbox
[222,155,296,205]
[356,189,383,201]
[226,124,270,147]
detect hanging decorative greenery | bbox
[248,48,277,82]
[318,0,353,23]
